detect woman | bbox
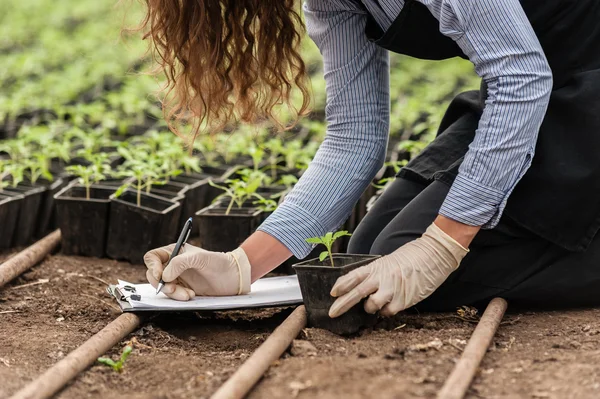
[143,0,600,318]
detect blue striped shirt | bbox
[258,0,552,258]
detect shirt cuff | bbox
[438,173,507,228]
[257,202,326,259]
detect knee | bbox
[369,231,416,256]
[347,225,376,254]
[369,235,400,256]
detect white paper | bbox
[115,275,302,311]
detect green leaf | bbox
[114,184,128,198]
[319,251,329,262]
[333,230,351,240]
[119,345,133,363]
[305,237,322,245]
[97,357,117,368]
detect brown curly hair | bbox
[138,0,311,144]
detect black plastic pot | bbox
[5,183,47,247]
[54,185,115,257]
[0,193,24,249]
[36,178,68,238]
[106,190,182,264]
[293,254,381,335]
[195,205,263,252]
[172,166,239,235]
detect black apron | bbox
[365,0,600,252]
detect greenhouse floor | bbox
[1,251,599,399]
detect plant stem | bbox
[86,185,90,201]
[136,180,142,207]
[226,197,235,216]
[327,244,334,267]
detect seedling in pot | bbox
[0,160,22,193]
[209,175,263,215]
[97,345,132,373]
[65,154,111,200]
[22,153,53,184]
[305,231,352,267]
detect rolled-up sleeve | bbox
[420,0,553,227]
[258,0,390,258]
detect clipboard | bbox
[107,275,303,312]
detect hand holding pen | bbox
[156,217,193,295]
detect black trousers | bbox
[348,178,600,311]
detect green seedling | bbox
[209,175,263,215]
[305,231,352,267]
[263,138,285,180]
[236,168,272,187]
[97,345,132,373]
[277,174,298,190]
[247,145,264,172]
[0,160,23,192]
[65,155,110,200]
[23,153,53,184]
[253,197,278,212]
[193,135,220,167]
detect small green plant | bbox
[209,176,263,215]
[305,231,352,267]
[0,160,23,192]
[97,345,132,373]
[253,197,278,212]
[65,155,110,200]
[22,153,53,184]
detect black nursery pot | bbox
[5,183,47,247]
[106,190,181,264]
[0,193,24,250]
[172,166,239,235]
[36,178,67,238]
[293,254,381,335]
[54,185,115,257]
[195,205,263,252]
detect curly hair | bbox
[138,0,311,144]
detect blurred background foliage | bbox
[0,0,479,154]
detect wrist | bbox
[433,215,481,248]
[230,247,252,294]
[240,231,293,282]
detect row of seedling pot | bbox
[55,164,295,264]
[0,177,68,249]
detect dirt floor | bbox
[1,248,600,399]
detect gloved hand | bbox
[329,223,469,318]
[144,244,251,301]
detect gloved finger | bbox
[330,265,372,297]
[379,299,407,317]
[146,270,195,301]
[329,278,378,318]
[143,244,177,280]
[363,289,393,314]
[161,254,197,283]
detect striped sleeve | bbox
[420,0,553,227]
[257,0,390,258]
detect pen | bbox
[156,217,193,295]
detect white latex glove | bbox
[329,223,469,318]
[144,244,251,301]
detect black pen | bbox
[156,217,193,295]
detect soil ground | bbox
[1,248,600,399]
